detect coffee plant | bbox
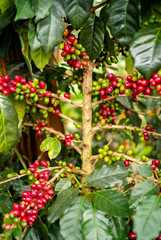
[0,0,161,239]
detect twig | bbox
[92,94,161,106]
[113,152,143,165]
[0,166,62,185]
[92,158,99,169]
[23,123,82,155]
[27,102,82,129]
[71,169,86,175]
[48,168,66,184]
[134,174,147,182]
[20,227,28,240]
[123,187,133,194]
[93,124,161,137]
[51,93,82,108]
[107,132,116,145]
[130,108,146,115]
[90,153,143,165]
[92,0,109,12]
[93,61,101,68]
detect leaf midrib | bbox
[93,191,129,213]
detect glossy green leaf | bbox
[0,95,19,155]
[55,178,71,193]
[37,9,65,54]
[32,0,53,22]
[15,0,35,21]
[33,217,51,240]
[125,55,133,74]
[79,16,105,60]
[0,0,14,14]
[129,111,141,127]
[109,217,128,240]
[19,22,32,72]
[47,187,79,223]
[28,21,52,71]
[48,139,61,160]
[60,196,90,240]
[86,164,129,188]
[9,95,26,129]
[82,203,113,240]
[40,137,61,159]
[62,0,93,29]
[133,195,161,240]
[107,0,140,46]
[129,181,159,209]
[93,189,130,217]
[130,26,161,79]
[40,137,55,151]
[48,221,65,240]
[146,97,161,110]
[0,5,15,31]
[0,195,13,213]
[22,228,40,240]
[13,227,22,240]
[100,6,115,57]
[137,164,153,178]
[116,96,133,109]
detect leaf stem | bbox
[15,147,27,170]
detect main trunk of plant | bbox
[81,61,93,184]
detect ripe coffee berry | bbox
[68,163,74,169]
[55,109,60,115]
[41,161,48,167]
[65,139,71,146]
[64,93,70,99]
[129,231,136,239]
[124,160,129,167]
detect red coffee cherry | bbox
[124,160,129,167]
[64,93,70,99]
[39,81,46,89]
[75,61,81,69]
[55,109,60,115]
[65,139,71,146]
[41,161,48,167]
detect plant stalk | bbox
[81,61,93,184]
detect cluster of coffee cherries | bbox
[96,49,118,67]
[59,27,89,69]
[93,102,120,126]
[32,120,47,136]
[1,161,54,239]
[151,159,160,171]
[143,14,161,27]
[0,75,46,101]
[136,125,158,142]
[66,70,83,86]
[55,161,80,187]
[98,144,133,166]
[97,69,161,102]
[150,71,161,96]
[99,72,153,101]
[65,133,74,146]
